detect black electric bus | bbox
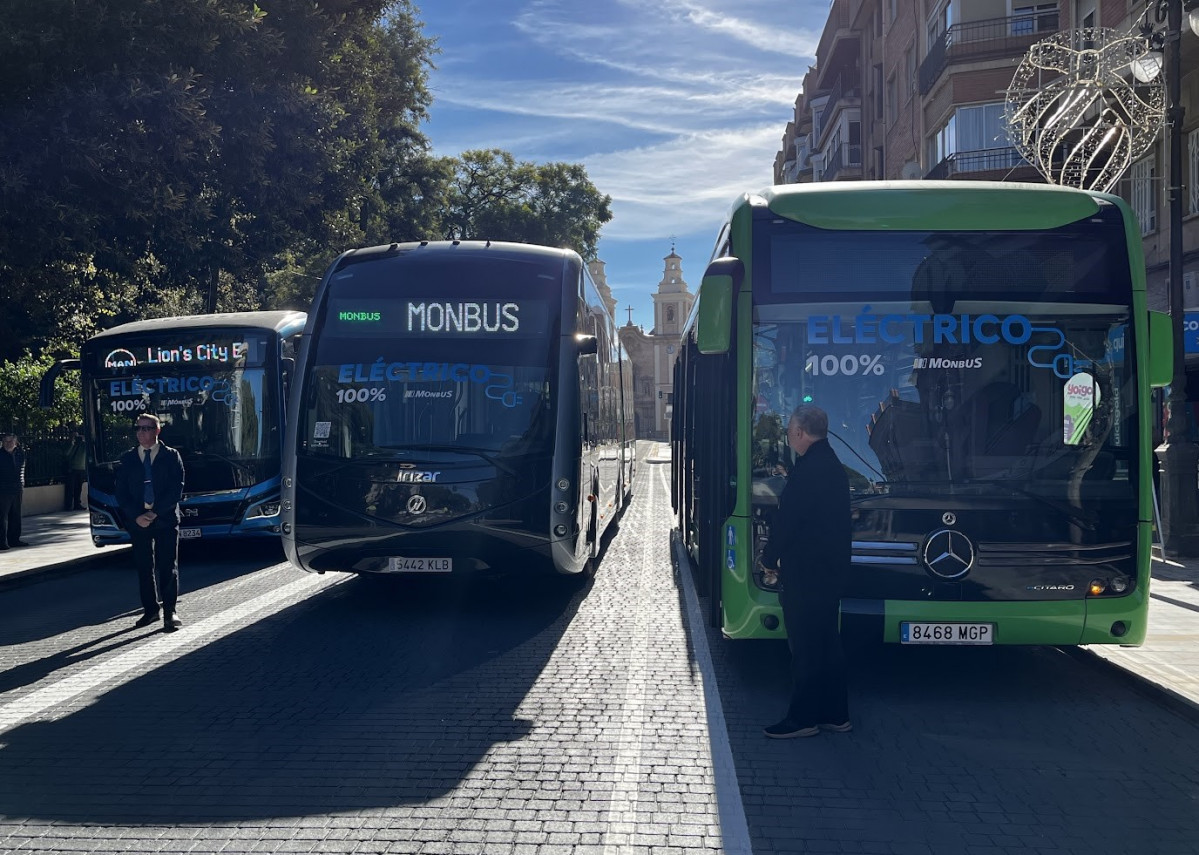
[281,241,635,578]
[42,311,307,545]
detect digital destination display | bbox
[94,335,267,372]
[326,298,550,337]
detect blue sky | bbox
[417,0,826,331]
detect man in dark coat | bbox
[115,414,185,632]
[0,431,28,548]
[759,405,852,738]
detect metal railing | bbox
[919,10,1060,95]
[3,428,82,487]
[925,147,1028,179]
[823,144,864,181]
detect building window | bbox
[873,64,884,119]
[666,306,675,322]
[904,44,915,101]
[1011,3,1056,35]
[929,103,1017,171]
[1131,155,1157,235]
[1189,128,1199,216]
[887,75,897,124]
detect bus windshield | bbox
[751,220,1139,508]
[299,252,563,458]
[90,332,279,490]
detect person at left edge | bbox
[115,414,185,633]
[0,431,28,548]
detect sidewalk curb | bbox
[0,549,127,592]
[1061,645,1199,724]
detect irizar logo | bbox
[397,470,439,483]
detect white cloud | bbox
[587,125,783,240]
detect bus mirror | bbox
[575,333,599,356]
[697,257,742,355]
[281,356,295,402]
[39,358,80,409]
[1147,311,1172,388]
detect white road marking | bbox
[0,571,344,734]
[660,465,753,855]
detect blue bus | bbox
[43,311,306,545]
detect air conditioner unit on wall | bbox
[1185,271,1198,310]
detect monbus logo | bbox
[104,349,138,368]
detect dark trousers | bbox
[779,584,849,726]
[130,525,180,616]
[0,493,22,546]
[63,471,85,509]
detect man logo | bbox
[104,349,138,368]
[922,529,976,580]
[406,495,427,515]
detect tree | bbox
[443,149,613,259]
[0,0,441,360]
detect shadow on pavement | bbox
[0,570,586,821]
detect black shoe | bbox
[73,505,85,511]
[134,612,161,628]
[163,613,182,632]
[0,544,8,551]
[763,719,820,739]
[819,721,853,733]
[10,541,30,548]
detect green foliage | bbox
[0,352,83,434]
[0,0,441,361]
[443,149,613,259]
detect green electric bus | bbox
[672,181,1173,645]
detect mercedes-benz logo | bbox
[406,495,427,515]
[942,512,957,526]
[922,528,975,580]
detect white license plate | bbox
[388,556,452,573]
[901,622,994,645]
[179,528,202,539]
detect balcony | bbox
[925,147,1028,179]
[823,143,864,182]
[816,77,861,149]
[918,10,1059,96]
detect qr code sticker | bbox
[313,421,332,439]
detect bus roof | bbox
[336,240,579,268]
[743,180,1110,231]
[90,310,308,341]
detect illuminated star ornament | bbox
[1004,27,1165,193]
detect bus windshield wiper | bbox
[184,449,254,475]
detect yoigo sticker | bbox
[1063,372,1100,445]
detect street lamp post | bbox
[1152,0,1199,556]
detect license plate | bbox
[388,557,452,573]
[901,622,994,645]
[179,528,202,539]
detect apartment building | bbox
[774,0,1199,312]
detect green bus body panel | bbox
[696,276,734,355]
[762,180,1101,231]
[700,182,1155,646]
[1148,311,1173,387]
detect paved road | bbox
[0,461,1197,854]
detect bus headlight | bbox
[553,524,568,537]
[556,478,570,491]
[244,500,281,520]
[1109,576,1130,594]
[555,501,569,514]
[1088,579,1106,596]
